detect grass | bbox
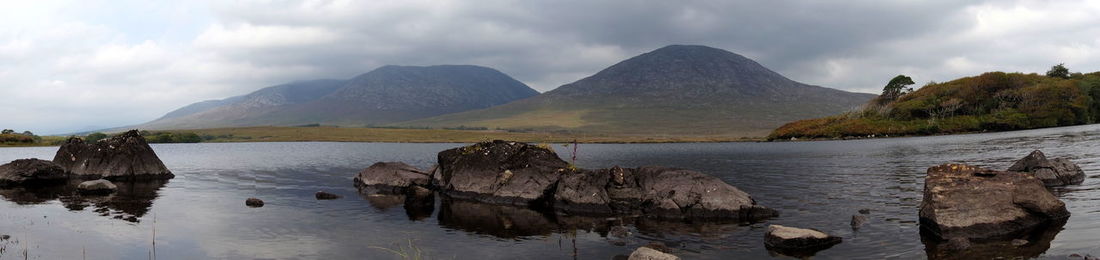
[0,136,67,147]
[153,126,762,143]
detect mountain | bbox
[395,45,876,136]
[137,65,538,130]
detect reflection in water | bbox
[0,179,168,222]
[921,219,1066,260]
[356,185,435,221]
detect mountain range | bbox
[135,45,874,137]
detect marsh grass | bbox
[369,239,440,260]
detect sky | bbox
[2,0,1099,134]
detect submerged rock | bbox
[245,198,264,208]
[627,247,680,260]
[919,164,1069,241]
[353,162,431,193]
[0,159,67,187]
[436,140,569,206]
[52,130,173,180]
[554,166,776,220]
[77,179,117,195]
[315,191,341,200]
[851,214,868,229]
[764,225,842,257]
[1007,150,1086,186]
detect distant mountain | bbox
[138,65,538,130]
[396,45,875,136]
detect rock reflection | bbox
[0,180,168,223]
[921,219,1066,260]
[356,185,435,221]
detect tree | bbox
[1046,63,1070,79]
[1,129,13,134]
[86,132,108,143]
[879,75,915,104]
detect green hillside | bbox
[770,68,1100,140]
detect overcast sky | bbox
[2,0,1099,134]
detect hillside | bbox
[137,65,538,130]
[394,45,875,136]
[769,71,1100,140]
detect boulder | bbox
[851,214,868,229]
[627,247,679,260]
[919,164,1069,241]
[0,159,67,187]
[52,130,173,180]
[76,179,117,195]
[1007,150,1086,186]
[436,140,569,206]
[553,166,777,220]
[764,225,842,256]
[245,198,264,207]
[315,191,341,200]
[354,162,430,193]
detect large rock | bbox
[0,159,67,187]
[77,179,117,195]
[353,162,430,193]
[764,225,842,256]
[919,164,1069,241]
[1007,150,1086,186]
[627,247,680,260]
[554,166,776,220]
[436,140,569,206]
[52,130,173,180]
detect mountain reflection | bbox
[0,180,168,223]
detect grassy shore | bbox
[157,126,761,143]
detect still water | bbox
[1,125,1099,259]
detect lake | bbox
[1,125,1099,259]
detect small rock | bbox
[764,225,842,255]
[407,185,433,199]
[77,179,118,195]
[609,226,631,238]
[245,198,264,207]
[641,242,672,253]
[315,191,341,200]
[1008,150,1086,186]
[0,234,9,240]
[627,246,679,260]
[1010,239,1028,247]
[858,208,871,214]
[851,214,868,229]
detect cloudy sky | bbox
[2,0,1099,134]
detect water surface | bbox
[1,125,1099,259]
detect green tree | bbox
[1046,63,1070,79]
[1,129,13,134]
[879,75,915,104]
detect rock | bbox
[858,208,871,214]
[554,166,777,220]
[0,234,9,240]
[1011,239,1028,247]
[407,185,433,199]
[942,237,971,251]
[315,191,341,200]
[76,179,117,195]
[609,225,631,238]
[1007,150,1086,186]
[919,164,1069,240]
[436,140,569,206]
[764,225,842,255]
[52,130,173,180]
[627,247,680,260]
[641,242,672,253]
[851,214,868,229]
[0,159,67,187]
[245,198,264,207]
[353,162,430,193]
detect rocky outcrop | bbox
[553,166,776,220]
[436,140,569,206]
[764,225,842,257]
[0,159,67,187]
[77,179,117,195]
[1007,150,1086,186]
[627,247,680,260]
[245,198,264,207]
[919,164,1069,241]
[353,162,431,193]
[52,130,173,180]
[315,191,341,200]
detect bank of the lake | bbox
[155,126,762,143]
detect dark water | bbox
[1,125,1099,259]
